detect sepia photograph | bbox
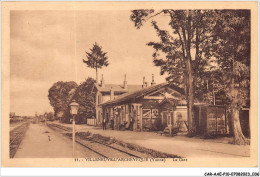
[1,1,258,170]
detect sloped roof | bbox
[98,84,142,93]
[102,82,184,106]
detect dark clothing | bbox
[102,119,106,130]
[130,118,134,131]
[111,119,114,130]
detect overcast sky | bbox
[10,10,169,116]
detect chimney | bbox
[100,74,105,87]
[110,87,114,100]
[123,74,127,89]
[142,76,146,88]
[151,74,156,86]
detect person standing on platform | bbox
[111,118,114,130]
[102,118,107,130]
[130,116,134,131]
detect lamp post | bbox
[69,100,79,158]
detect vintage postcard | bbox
[1,1,258,168]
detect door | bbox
[170,111,174,126]
[162,111,174,130]
[166,111,174,126]
[162,111,168,130]
[132,104,142,131]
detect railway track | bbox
[75,135,142,158]
[47,123,144,158]
[10,122,30,158]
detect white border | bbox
[1,0,259,176]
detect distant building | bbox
[10,112,21,119]
[9,112,16,118]
[87,74,156,126]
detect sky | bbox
[10,10,170,116]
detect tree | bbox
[211,10,250,144]
[45,112,54,121]
[48,81,78,122]
[9,112,15,118]
[83,43,109,83]
[71,77,97,124]
[130,10,215,136]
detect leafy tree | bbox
[131,10,216,136]
[71,77,97,124]
[131,10,251,142]
[83,43,109,83]
[48,81,78,122]
[210,10,250,144]
[45,112,54,121]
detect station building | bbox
[87,74,144,126]
[100,82,188,132]
[88,74,231,137]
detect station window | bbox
[142,109,151,118]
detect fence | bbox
[87,118,96,126]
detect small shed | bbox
[194,104,227,137]
[239,107,250,138]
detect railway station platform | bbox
[14,123,99,158]
[48,121,250,158]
